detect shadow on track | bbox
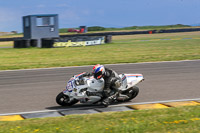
[45,103,105,111]
[45,101,131,111]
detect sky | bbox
[0,0,200,32]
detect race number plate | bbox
[67,80,74,92]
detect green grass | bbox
[0,33,200,70]
[0,41,13,47]
[0,105,200,133]
[0,34,23,38]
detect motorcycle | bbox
[56,72,144,106]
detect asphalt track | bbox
[0,60,200,114]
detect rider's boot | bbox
[102,91,119,107]
[102,97,113,107]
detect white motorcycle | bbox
[56,72,144,106]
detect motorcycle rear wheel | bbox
[117,86,139,102]
[56,92,78,106]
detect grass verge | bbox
[0,105,200,133]
[0,32,200,70]
[0,41,13,47]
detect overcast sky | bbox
[0,0,199,32]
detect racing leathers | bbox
[81,67,121,106]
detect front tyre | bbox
[56,92,78,106]
[117,86,139,102]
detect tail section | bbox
[119,74,144,90]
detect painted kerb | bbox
[0,100,200,121]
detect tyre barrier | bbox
[14,39,38,48]
[0,100,200,121]
[13,36,106,48]
[41,38,55,48]
[105,35,112,43]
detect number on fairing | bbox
[67,81,74,92]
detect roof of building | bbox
[23,14,58,17]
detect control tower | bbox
[23,14,59,47]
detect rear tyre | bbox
[117,86,139,102]
[56,92,78,106]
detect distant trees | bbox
[87,26,106,31]
[59,24,192,33]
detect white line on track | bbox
[0,59,200,72]
[0,97,200,116]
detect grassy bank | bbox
[0,32,200,70]
[0,105,200,133]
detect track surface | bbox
[0,60,200,114]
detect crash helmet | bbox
[92,64,105,79]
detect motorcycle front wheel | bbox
[117,86,139,102]
[56,92,78,106]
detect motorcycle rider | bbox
[80,64,122,107]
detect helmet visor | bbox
[94,71,102,79]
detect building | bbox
[23,14,59,47]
